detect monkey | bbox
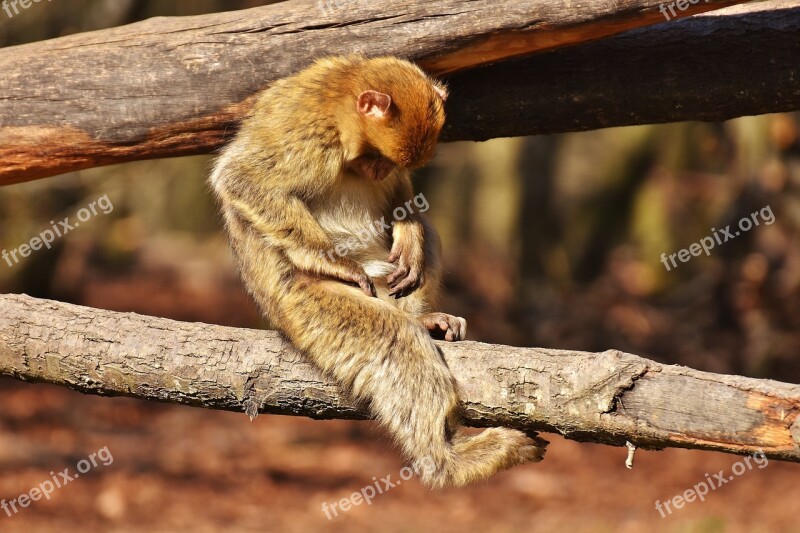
[209,55,546,488]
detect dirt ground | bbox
[0,375,798,533]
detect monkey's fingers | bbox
[386,263,409,286]
[352,272,377,297]
[522,431,550,450]
[442,316,467,341]
[362,279,378,298]
[419,313,467,341]
[388,268,423,298]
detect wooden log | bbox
[0,0,750,185]
[444,1,800,140]
[1,293,798,462]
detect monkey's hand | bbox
[322,256,377,298]
[345,263,378,298]
[387,233,425,298]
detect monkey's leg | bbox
[272,277,545,489]
[390,278,467,342]
[378,283,467,341]
[388,213,468,341]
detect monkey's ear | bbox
[358,90,392,119]
[434,85,448,102]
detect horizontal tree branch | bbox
[0,0,750,185]
[1,293,798,462]
[444,0,800,141]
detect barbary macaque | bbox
[210,55,546,488]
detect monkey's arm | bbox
[386,176,427,298]
[220,189,376,297]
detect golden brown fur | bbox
[210,55,545,488]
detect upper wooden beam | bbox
[0,0,748,185]
[444,1,800,141]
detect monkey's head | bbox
[349,57,447,181]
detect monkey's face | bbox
[354,59,447,180]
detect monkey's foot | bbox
[519,431,549,463]
[489,429,548,478]
[419,313,467,341]
[479,428,548,467]
[430,428,547,489]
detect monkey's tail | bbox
[268,275,546,489]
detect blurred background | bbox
[1,1,799,532]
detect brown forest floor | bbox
[1,380,799,533]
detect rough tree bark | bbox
[0,0,758,185]
[1,294,798,463]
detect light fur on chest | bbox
[311,175,396,278]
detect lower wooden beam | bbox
[1,294,798,461]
